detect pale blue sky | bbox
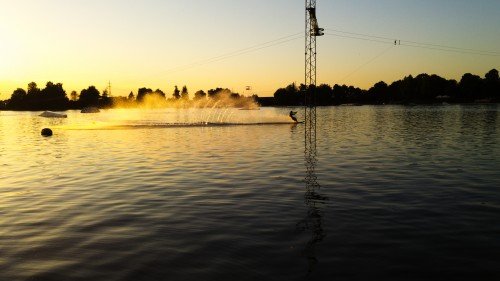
[1,0,499,97]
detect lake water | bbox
[1,105,499,280]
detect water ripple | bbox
[1,106,499,280]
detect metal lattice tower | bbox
[305,0,324,151]
[301,3,326,272]
[299,3,326,271]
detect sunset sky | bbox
[1,0,499,98]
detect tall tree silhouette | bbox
[274,83,301,105]
[8,88,27,109]
[459,73,483,102]
[193,90,206,100]
[368,81,389,104]
[172,86,181,99]
[128,91,135,101]
[136,88,153,102]
[181,86,189,100]
[24,82,41,108]
[153,89,166,99]
[40,82,68,110]
[79,86,101,107]
[484,69,499,101]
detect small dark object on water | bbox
[81,107,100,113]
[41,128,53,137]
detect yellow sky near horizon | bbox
[1,0,499,99]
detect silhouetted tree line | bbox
[3,82,114,111]
[136,88,166,102]
[8,82,69,110]
[128,86,243,103]
[0,82,256,110]
[2,69,498,110]
[118,86,256,108]
[269,69,499,106]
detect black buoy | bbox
[41,128,53,137]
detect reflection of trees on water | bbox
[296,140,328,275]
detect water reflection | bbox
[2,106,497,279]
[296,136,328,275]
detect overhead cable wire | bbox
[160,27,499,78]
[325,32,393,45]
[159,32,303,75]
[151,26,498,84]
[403,39,500,55]
[399,42,500,57]
[325,28,500,57]
[341,45,395,81]
[327,28,396,42]
[168,36,303,73]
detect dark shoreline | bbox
[2,69,498,112]
[1,102,498,112]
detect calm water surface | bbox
[1,105,499,280]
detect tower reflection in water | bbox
[296,136,328,275]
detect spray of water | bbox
[77,89,295,127]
